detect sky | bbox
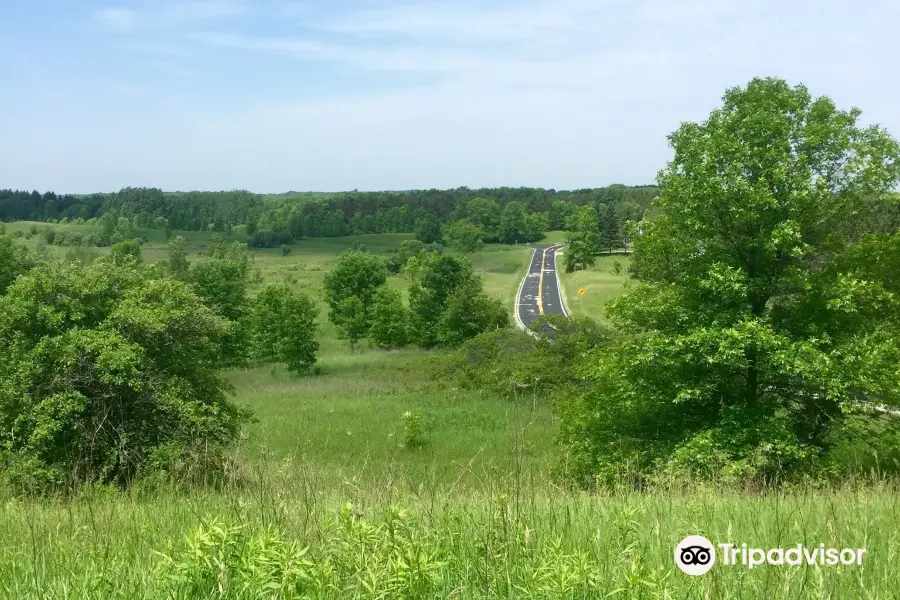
[1,0,898,194]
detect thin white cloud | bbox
[92,7,140,32]
[92,1,248,33]
[5,0,898,192]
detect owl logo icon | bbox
[675,536,716,575]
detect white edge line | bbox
[554,245,572,319]
[514,246,537,333]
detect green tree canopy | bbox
[0,258,249,489]
[560,77,900,486]
[466,197,502,241]
[414,213,442,244]
[323,250,389,343]
[563,205,600,272]
[248,284,319,375]
[369,285,410,349]
[499,201,528,244]
[408,253,508,348]
[0,235,35,295]
[443,220,486,253]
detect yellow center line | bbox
[537,247,548,315]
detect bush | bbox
[63,245,100,265]
[248,230,293,248]
[385,239,426,274]
[0,235,35,295]
[369,286,411,348]
[110,240,143,264]
[435,317,612,400]
[280,244,292,256]
[0,258,250,490]
[401,411,427,449]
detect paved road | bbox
[516,244,568,333]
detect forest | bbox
[0,184,657,247]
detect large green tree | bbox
[369,285,411,349]
[560,77,900,486]
[323,250,389,342]
[563,205,600,272]
[499,201,528,244]
[408,253,507,348]
[466,197,502,241]
[443,219,485,253]
[248,284,319,374]
[189,241,251,366]
[414,214,442,244]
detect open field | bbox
[557,252,632,323]
[3,225,899,598]
[1,339,896,598]
[5,222,533,351]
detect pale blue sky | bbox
[1,0,898,193]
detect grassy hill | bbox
[0,226,895,598]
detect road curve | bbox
[516,244,568,333]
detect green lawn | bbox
[557,252,631,324]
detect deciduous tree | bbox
[560,77,900,486]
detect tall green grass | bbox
[1,477,896,598]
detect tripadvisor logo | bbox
[674,536,867,575]
[675,536,716,575]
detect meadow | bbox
[1,224,897,598]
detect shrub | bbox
[0,258,250,490]
[110,240,143,264]
[248,230,293,248]
[401,411,427,449]
[0,235,35,295]
[435,317,612,400]
[280,244,292,256]
[369,285,410,348]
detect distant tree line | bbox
[0,185,659,248]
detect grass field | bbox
[2,225,897,598]
[5,221,533,353]
[557,251,632,323]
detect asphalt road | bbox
[516,244,568,333]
